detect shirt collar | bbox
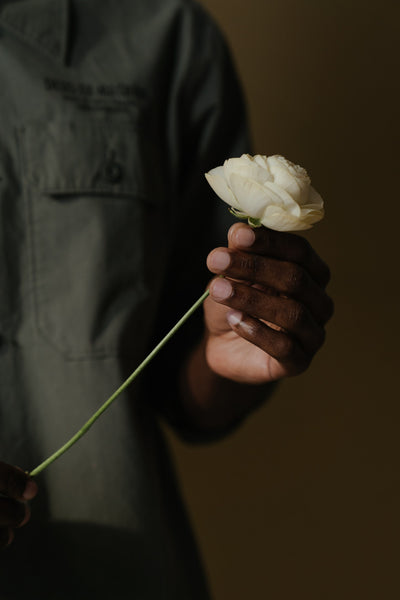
[0,0,71,64]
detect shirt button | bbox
[105,161,123,184]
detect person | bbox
[0,0,333,597]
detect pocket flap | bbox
[21,112,147,199]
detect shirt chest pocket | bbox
[20,112,168,360]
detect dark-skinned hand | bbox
[205,222,333,384]
[0,461,38,549]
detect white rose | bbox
[205,154,324,231]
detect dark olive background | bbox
[164,1,400,598]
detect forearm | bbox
[179,335,276,433]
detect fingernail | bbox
[227,310,243,326]
[235,226,255,247]
[23,479,38,501]
[210,278,232,301]
[208,250,231,271]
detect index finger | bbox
[0,462,38,501]
[228,223,331,288]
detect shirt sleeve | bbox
[144,4,253,442]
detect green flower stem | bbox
[29,289,210,477]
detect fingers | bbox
[0,461,37,501]
[207,222,333,328]
[226,310,310,375]
[0,462,38,550]
[208,247,333,325]
[209,278,325,355]
[227,222,331,288]
[0,498,30,528]
[206,223,333,377]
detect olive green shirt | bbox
[0,0,250,597]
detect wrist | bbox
[180,336,276,432]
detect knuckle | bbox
[287,300,307,329]
[239,253,260,280]
[242,286,262,314]
[284,264,306,294]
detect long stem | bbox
[29,289,210,477]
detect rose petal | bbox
[261,205,313,232]
[267,155,310,204]
[268,155,310,182]
[299,206,325,226]
[228,173,277,218]
[253,154,269,169]
[205,154,324,233]
[262,182,301,216]
[305,186,324,209]
[224,156,272,186]
[205,168,241,209]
